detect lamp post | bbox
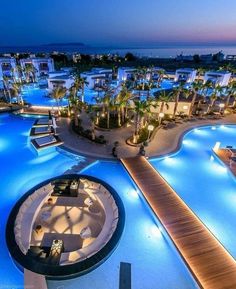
[158,112,164,125]
[96,112,99,125]
[219,103,225,114]
[147,124,154,140]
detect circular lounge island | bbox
[6,175,125,279]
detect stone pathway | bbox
[57,114,236,160]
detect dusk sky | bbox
[1,0,236,47]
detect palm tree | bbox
[73,75,89,102]
[206,85,223,114]
[202,80,213,98]
[196,67,205,81]
[100,88,115,129]
[133,99,157,141]
[2,76,11,103]
[23,65,37,82]
[15,65,24,83]
[115,84,132,126]
[11,82,22,104]
[171,85,183,118]
[135,66,148,92]
[68,87,84,126]
[51,87,67,115]
[156,69,168,87]
[156,90,172,114]
[189,80,203,116]
[225,81,236,108]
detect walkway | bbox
[121,156,236,289]
[57,114,236,159]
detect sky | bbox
[0,0,236,47]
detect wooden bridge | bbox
[121,156,236,289]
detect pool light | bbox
[213,142,221,152]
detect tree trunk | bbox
[118,109,121,127]
[225,94,231,108]
[91,121,95,140]
[207,99,215,114]
[121,106,125,124]
[189,92,197,117]
[173,93,180,118]
[135,113,139,135]
[107,110,110,129]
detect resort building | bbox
[80,68,112,89]
[117,67,137,82]
[204,71,232,86]
[20,58,55,77]
[0,58,18,80]
[226,55,236,61]
[47,71,74,91]
[175,68,197,83]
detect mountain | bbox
[43,42,86,47]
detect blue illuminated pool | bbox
[20,85,69,107]
[0,113,79,288]
[150,125,236,258]
[4,114,236,289]
[1,113,198,289]
[18,80,175,108]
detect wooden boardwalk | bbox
[121,156,236,289]
[213,148,236,176]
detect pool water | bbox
[151,125,236,258]
[48,161,198,289]
[17,81,175,108]
[0,113,78,288]
[0,113,198,289]
[20,85,69,107]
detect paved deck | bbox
[213,148,236,176]
[121,156,236,289]
[57,114,236,159]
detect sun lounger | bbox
[35,135,57,146]
[30,126,54,138]
[31,135,63,150]
[33,118,52,127]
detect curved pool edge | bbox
[149,121,236,161]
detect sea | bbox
[1,45,236,58]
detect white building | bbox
[20,58,54,77]
[47,71,74,92]
[117,67,137,82]
[175,68,197,83]
[204,71,232,87]
[81,68,112,89]
[0,58,18,80]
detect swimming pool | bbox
[150,125,236,258]
[1,113,198,289]
[48,161,198,289]
[0,113,79,288]
[20,85,69,107]
[18,80,175,108]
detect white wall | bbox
[204,72,232,87]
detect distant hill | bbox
[43,42,86,47]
